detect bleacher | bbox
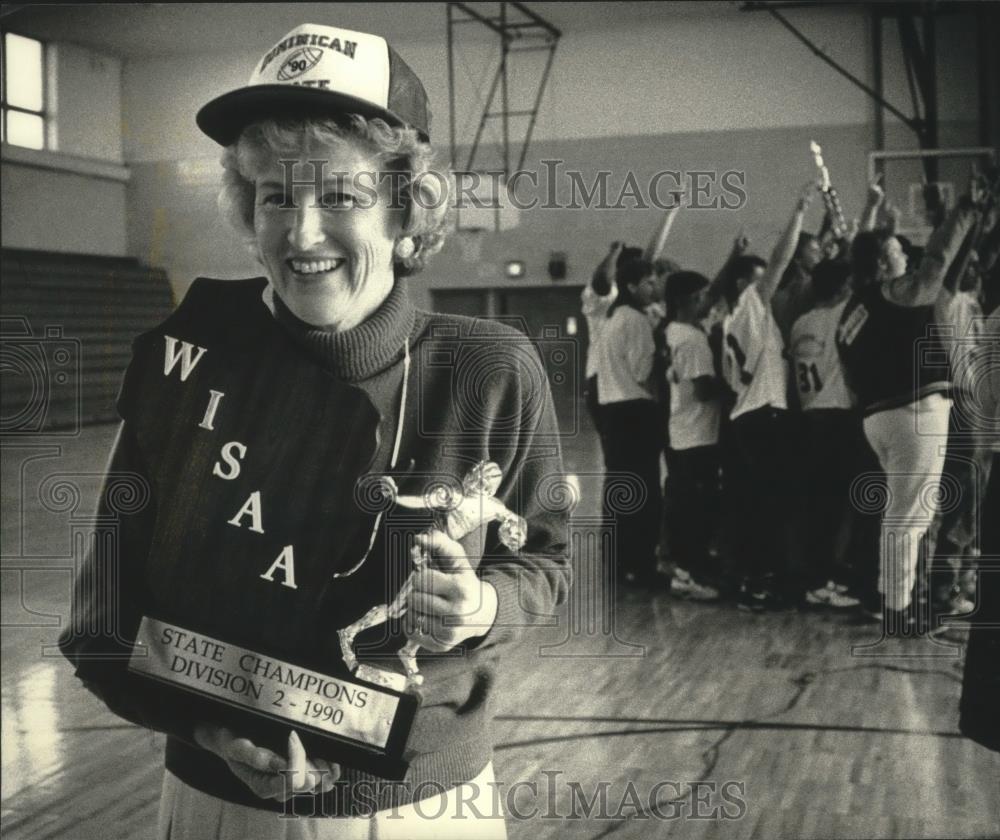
[1,249,175,432]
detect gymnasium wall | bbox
[117,4,983,307]
[0,42,128,256]
[3,3,985,304]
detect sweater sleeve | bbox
[57,420,204,748]
[470,338,572,650]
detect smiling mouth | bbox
[287,257,346,276]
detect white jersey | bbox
[665,321,720,449]
[581,283,617,379]
[789,300,854,411]
[943,291,984,395]
[723,284,787,419]
[594,306,655,404]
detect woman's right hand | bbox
[194,724,340,801]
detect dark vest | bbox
[837,282,951,415]
[120,278,418,675]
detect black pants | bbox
[600,399,663,582]
[960,452,1000,751]
[842,425,883,601]
[726,407,797,593]
[797,410,865,590]
[665,445,720,582]
[585,375,608,467]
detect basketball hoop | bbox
[868,147,996,245]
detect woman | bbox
[58,22,569,839]
[593,256,662,586]
[838,196,980,628]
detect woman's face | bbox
[879,236,908,282]
[252,134,405,331]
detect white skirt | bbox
[157,762,507,840]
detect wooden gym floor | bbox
[2,424,998,839]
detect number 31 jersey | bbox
[789,300,854,411]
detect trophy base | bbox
[129,616,419,780]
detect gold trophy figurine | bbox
[338,461,528,693]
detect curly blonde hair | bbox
[218,115,452,276]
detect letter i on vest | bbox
[162,335,298,589]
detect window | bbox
[1,31,47,150]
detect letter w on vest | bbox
[163,336,208,381]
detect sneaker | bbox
[805,583,861,609]
[670,575,720,602]
[949,595,975,615]
[933,593,975,617]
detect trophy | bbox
[127,459,525,782]
[338,460,528,693]
[810,140,848,238]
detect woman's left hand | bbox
[194,726,340,802]
[406,530,499,652]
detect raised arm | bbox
[889,194,980,307]
[643,202,683,263]
[942,214,984,297]
[590,242,624,297]
[860,174,885,232]
[757,184,815,305]
[878,198,901,236]
[699,230,749,317]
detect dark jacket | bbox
[58,277,571,815]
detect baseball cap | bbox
[197,23,431,146]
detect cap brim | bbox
[196,85,412,146]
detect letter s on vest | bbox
[213,441,248,480]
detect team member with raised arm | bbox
[583,203,684,465]
[788,258,863,609]
[582,241,622,461]
[594,257,663,586]
[722,184,815,609]
[662,271,722,601]
[838,179,985,628]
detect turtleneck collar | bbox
[266,279,417,382]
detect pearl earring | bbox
[394,237,416,260]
